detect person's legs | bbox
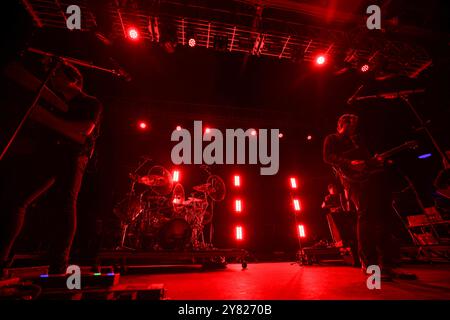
[47,155,89,273]
[348,184,377,269]
[0,157,55,267]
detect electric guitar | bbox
[335,140,419,183]
[4,61,94,145]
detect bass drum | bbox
[158,218,192,250]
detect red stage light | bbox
[235,226,243,240]
[293,198,301,212]
[251,130,257,136]
[235,199,242,212]
[188,38,196,47]
[173,170,180,182]
[307,135,312,140]
[297,224,306,238]
[316,55,326,65]
[278,133,283,138]
[360,64,369,72]
[128,28,139,40]
[234,175,241,187]
[290,177,298,189]
[176,125,182,131]
[138,121,148,130]
[205,127,211,134]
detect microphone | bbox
[347,85,364,105]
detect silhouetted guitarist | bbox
[323,114,416,280]
[0,61,102,275]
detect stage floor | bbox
[120,262,450,300]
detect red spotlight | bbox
[307,135,312,141]
[234,199,242,213]
[138,121,148,130]
[297,224,306,238]
[234,175,241,187]
[235,226,243,240]
[360,64,369,72]
[205,127,211,134]
[172,170,180,182]
[315,55,326,65]
[128,27,139,40]
[293,198,301,212]
[251,129,257,136]
[176,125,182,131]
[278,133,284,138]
[290,177,298,189]
[188,38,196,47]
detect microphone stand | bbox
[400,95,449,168]
[28,47,124,78]
[350,88,448,167]
[0,58,60,161]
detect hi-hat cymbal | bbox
[187,197,204,202]
[193,183,211,192]
[138,175,168,187]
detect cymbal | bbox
[129,173,169,187]
[139,175,168,186]
[187,197,204,202]
[193,183,211,192]
[183,197,205,205]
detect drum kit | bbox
[114,160,226,251]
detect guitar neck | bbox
[377,142,416,160]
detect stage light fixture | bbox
[360,64,370,72]
[128,27,139,40]
[188,38,196,47]
[176,125,182,131]
[234,175,241,187]
[235,199,242,212]
[418,153,432,159]
[307,135,312,141]
[290,177,298,189]
[316,55,326,65]
[235,226,243,240]
[293,199,301,212]
[173,170,180,182]
[297,224,306,238]
[278,133,283,138]
[138,121,148,130]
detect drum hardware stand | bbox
[209,201,215,247]
[117,157,152,250]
